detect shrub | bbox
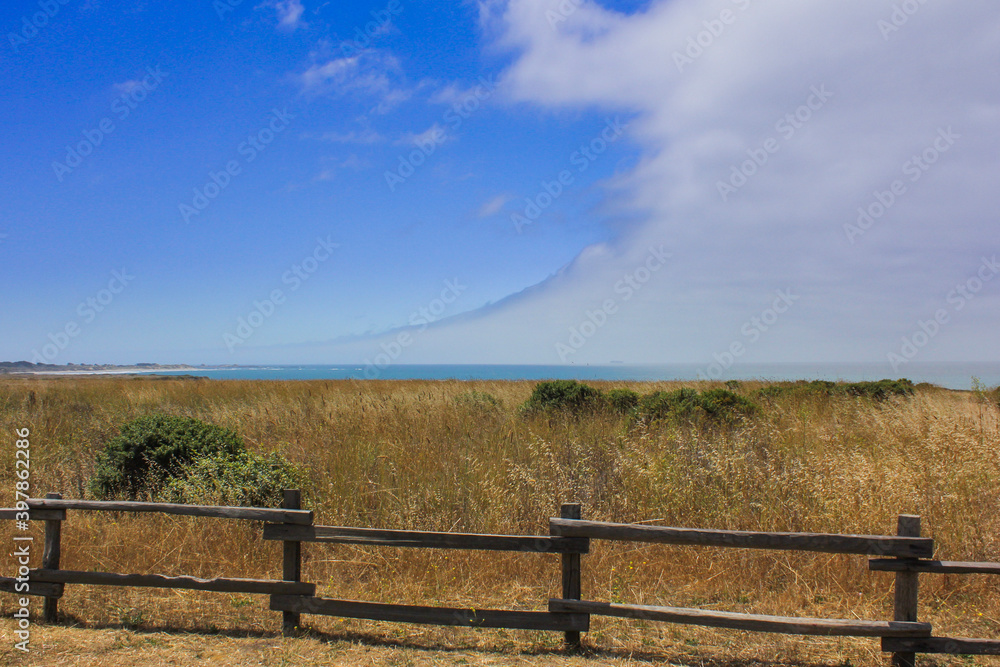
[635,388,701,422]
[755,379,915,402]
[842,379,914,401]
[519,380,603,416]
[606,389,640,415]
[806,380,838,394]
[89,415,244,499]
[158,451,302,507]
[755,384,794,400]
[698,388,760,422]
[634,388,758,426]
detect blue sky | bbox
[2,0,998,373]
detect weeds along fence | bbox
[2,490,999,665]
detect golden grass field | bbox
[0,376,998,666]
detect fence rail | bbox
[869,559,1000,574]
[270,595,589,632]
[549,517,934,557]
[26,497,313,524]
[548,599,931,637]
[882,636,1000,655]
[3,491,998,663]
[28,569,315,595]
[262,523,589,553]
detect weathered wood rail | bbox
[2,491,998,663]
[549,517,934,557]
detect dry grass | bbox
[0,376,998,666]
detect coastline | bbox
[1,362,998,390]
[0,364,201,376]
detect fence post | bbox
[892,515,921,667]
[560,503,583,649]
[281,489,302,636]
[42,492,63,623]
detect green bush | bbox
[519,380,603,416]
[842,379,914,401]
[158,451,301,507]
[635,388,701,422]
[698,388,760,421]
[806,380,838,393]
[755,379,914,402]
[754,384,794,400]
[606,389,640,415]
[634,388,758,426]
[89,415,244,499]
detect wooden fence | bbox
[2,491,999,665]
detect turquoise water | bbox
[154,362,1000,390]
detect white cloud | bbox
[370,87,411,115]
[429,83,469,105]
[296,50,411,114]
[273,0,305,30]
[396,123,449,148]
[476,194,511,218]
[298,57,359,92]
[293,0,1000,365]
[338,154,368,171]
[453,0,1000,364]
[112,79,142,95]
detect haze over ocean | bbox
[140,362,1000,390]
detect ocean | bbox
[152,362,1000,390]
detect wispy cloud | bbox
[397,123,449,148]
[298,56,360,92]
[113,79,143,95]
[429,83,467,106]
[268,0,305,30]
[338,154,369,171]
[476,194,511,218]
[312,168,336,183]
[295,50,411,115]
